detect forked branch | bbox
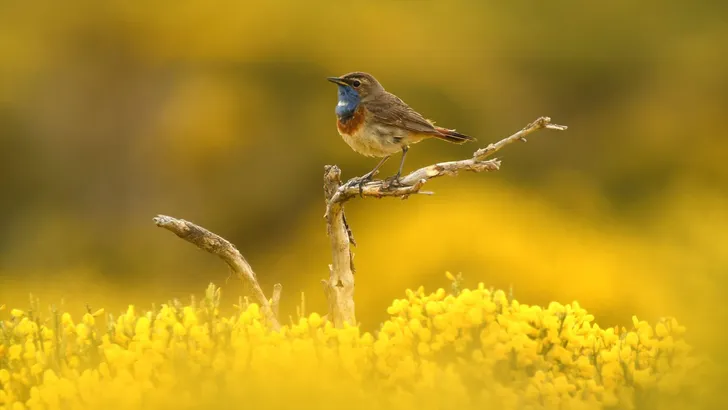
[321,116,567,327]
[325,116,568,211]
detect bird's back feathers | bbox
[362,91,475,144]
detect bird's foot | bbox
[346,172,375,197]
[383,173,404,189]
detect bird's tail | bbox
[433,126,476,144]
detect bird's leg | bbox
[385,146,408,187]
[348,155,390,197]
[361,155,390,181]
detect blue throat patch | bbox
[335,85,360,121]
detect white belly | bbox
[339,123,413,158]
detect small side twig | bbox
[153,215,280,331]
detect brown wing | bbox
[362,92,443,136]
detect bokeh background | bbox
[1,0,726,371]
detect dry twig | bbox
[153,215,281,331]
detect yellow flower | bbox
[337,328,355,345]
[0,369,10,383]
[42,369,59,384]
[458,289,477,306]
[30,363,44,377]
[602,327,618,346]
[61,312,74,326]
[386,301,402,315]
[308,312,323,328]
[81,313,95,327]
[246,303,261,319]
[553,375,575,394]
[625,332,639,347]
[404,288,416,300]
[39,327,54,341]
[381,320,398,336]
[432,314,449,331]
[408,305,423,321]
[98,362,110,379]
[8,345,22,361]
[22,340,36,361]
[407,318,422,334]
[483,299,497,314]
[0,284,707,410]
[10,309,25,318]
[425,301,442,316]
[619,345,633,362]
[655,322,669,338]
[76,323,90,341]
[418,327,432,342]
[547,301,565,316]
[465,307,484,326]
[182,306,198,328]
[492,290,508,306]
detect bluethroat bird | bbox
[327,71,475,191]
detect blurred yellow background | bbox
[0,0,726,371]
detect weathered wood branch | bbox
[321,116,566,327]
[325,116,568,212]
[321,166,357,328]
[271,283,282,320]
[153,215,281,331]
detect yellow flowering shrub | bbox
[0,278,716,410]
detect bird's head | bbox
[327,72,383,101]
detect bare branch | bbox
[326,116,567,210]
[153,215,280,331]
[321,116,566,326]
[321,166,356,328]
[473,116,568,160]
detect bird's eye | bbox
[352,80,361,88]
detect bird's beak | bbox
[327,76,348,86]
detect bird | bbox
[326,71,476,192]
